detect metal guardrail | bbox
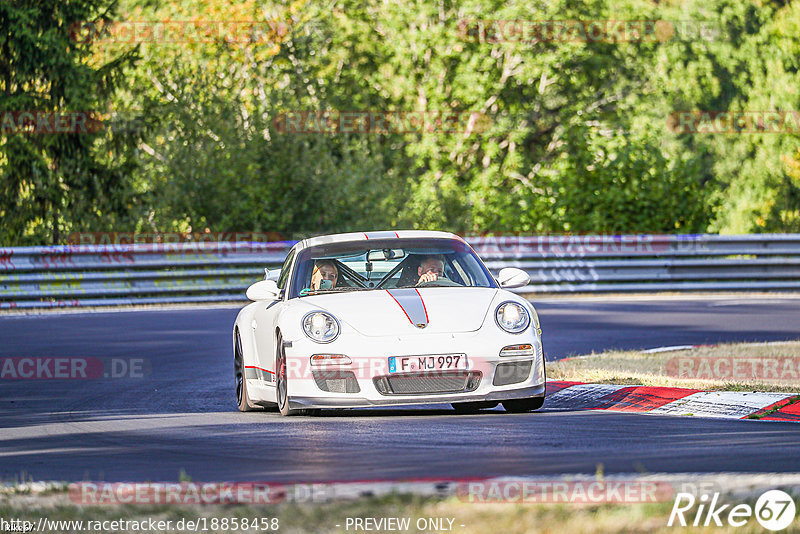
[0,242,294,309]
[1,234,799,308]
[469,234,800,293]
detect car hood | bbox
[298,287,499,336]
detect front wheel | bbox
[276,333,309,416]
[234,329,255,412]
[503,397,545,413]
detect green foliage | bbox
[0,0,139,245]
[552,126,712,233]
[114,0,408,237]
[2,0,800,244]
[655,0,800,233]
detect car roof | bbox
[299,230,465,250]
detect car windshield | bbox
[289,238,496,298]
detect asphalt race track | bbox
[2,296,800,482]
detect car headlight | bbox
[302,311,340,343]
[495,302,530,334]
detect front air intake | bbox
[373,371,482,395]
[312,370,360,393]
[493,361,533,386]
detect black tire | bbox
[503,396,545,413]
[451,401,498,414]
[276,332,304,416]
[234,329,255,412]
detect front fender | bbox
[234,302,262,369]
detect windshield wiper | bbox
[299,286,368,296]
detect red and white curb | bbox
[545,381,800,421]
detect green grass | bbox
[549,341,800,394]
[3,489,800,533]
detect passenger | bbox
[310,259,339,290]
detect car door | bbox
[251,247,296,381]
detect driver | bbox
[310,259,339,290]
[416,255,446,286]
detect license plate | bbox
[388,354,467,373]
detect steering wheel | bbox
[416,277,462,288]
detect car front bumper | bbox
[282,329,546,409]
[288,383,545,409]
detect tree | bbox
[0,0,139,245]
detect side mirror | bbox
[497,267,530,289]
[246,279,280,301]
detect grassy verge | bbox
[549,341,800,393]
[3,489,799,534]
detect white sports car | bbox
[233,230,545,416]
